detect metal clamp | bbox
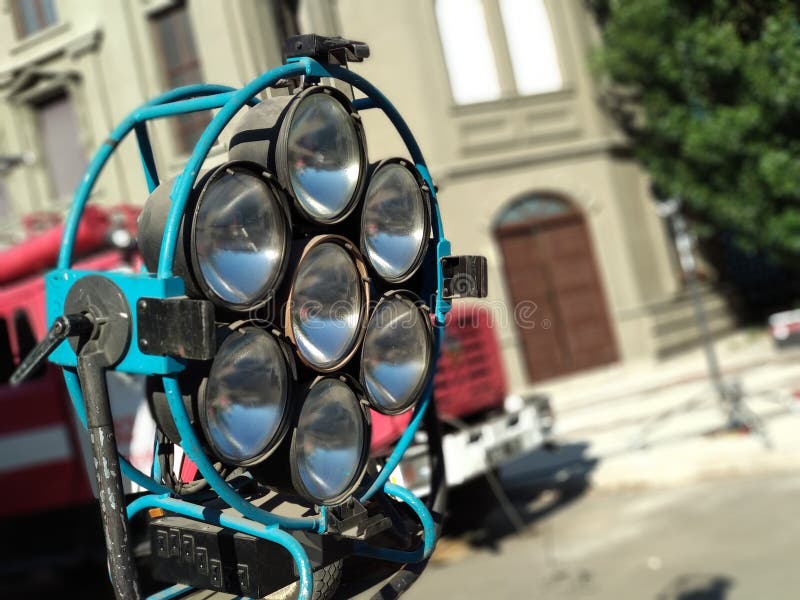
[441,255,488,299]
[284,34,370,64]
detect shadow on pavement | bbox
[656,574,734,600]
[443,441,599,551]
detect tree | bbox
[587,0,800,257]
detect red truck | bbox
[378,303,555,497]
[0,206,147,519]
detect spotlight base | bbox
[149,510,350,597]
[327,497,393,540]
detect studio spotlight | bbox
[361,291,434,415]
[229,85,368,225]
[285,235,369,372]
[138,161,292,311]
[253,375,371,506]
[361,159,431,283]
[147,325,294,468]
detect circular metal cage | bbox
[49,56,452,600]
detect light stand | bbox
[632,199,771,449]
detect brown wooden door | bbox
[496,200,617,382]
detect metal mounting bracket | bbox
[441,255,488,299]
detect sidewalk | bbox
[518,329,800,490]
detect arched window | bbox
[494,193,572,229]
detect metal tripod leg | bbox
[630,387,710,450]
[722,382,772,450]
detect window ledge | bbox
[450,86,576,116]
[9,21,71,56]
[1,23,103,83]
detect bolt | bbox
[141,339,148,348]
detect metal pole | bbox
[665,201,742,425]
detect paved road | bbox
[5,454,799,600]
[401,468,800,600]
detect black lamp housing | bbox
[250,374,372,506]
[138,160,293,312]
[228,85,369,226]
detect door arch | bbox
[494,192,617,382]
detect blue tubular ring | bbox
[144,584,193,600]
[128,495,314,600]
[156,58,446,534]
[55,85,262,495]
[57,83,260,270]
[51,77,321,527]
[353,482,436,563]
[56,56,443,570]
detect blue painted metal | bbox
[162,375,322,531]
[134,92,238,122]
[151,433,161,482]
[385,482,436,559]
[156,61,308,278]
[128,495,313,600]
[134,124,159,192]
[353,482,436,563]
[46,269,185,375]
[351,97,375,111]
[145,584,193,600]
[433,238,452,324]
[317,505,329,534]
[57,83,260,270]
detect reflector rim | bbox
[189,160,292,311]
[360,290,435,416]
[288,375,371,506]
[284,234,371,373]
[276,85,368,225]
[360,158,432,284]
[198,325,295,467]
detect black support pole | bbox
[78,353,141,600]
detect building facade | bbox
[0,0,731,391]
[0,0,289,237]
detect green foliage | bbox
[588,0,800,256]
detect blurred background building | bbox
[0,0,735,390]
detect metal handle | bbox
[10,313,92,385]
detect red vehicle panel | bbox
[371,303,508,454]
[433,304,507,420]
[0,209,138,518]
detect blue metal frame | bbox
[47,57,450,600]
[47,270,185,374]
